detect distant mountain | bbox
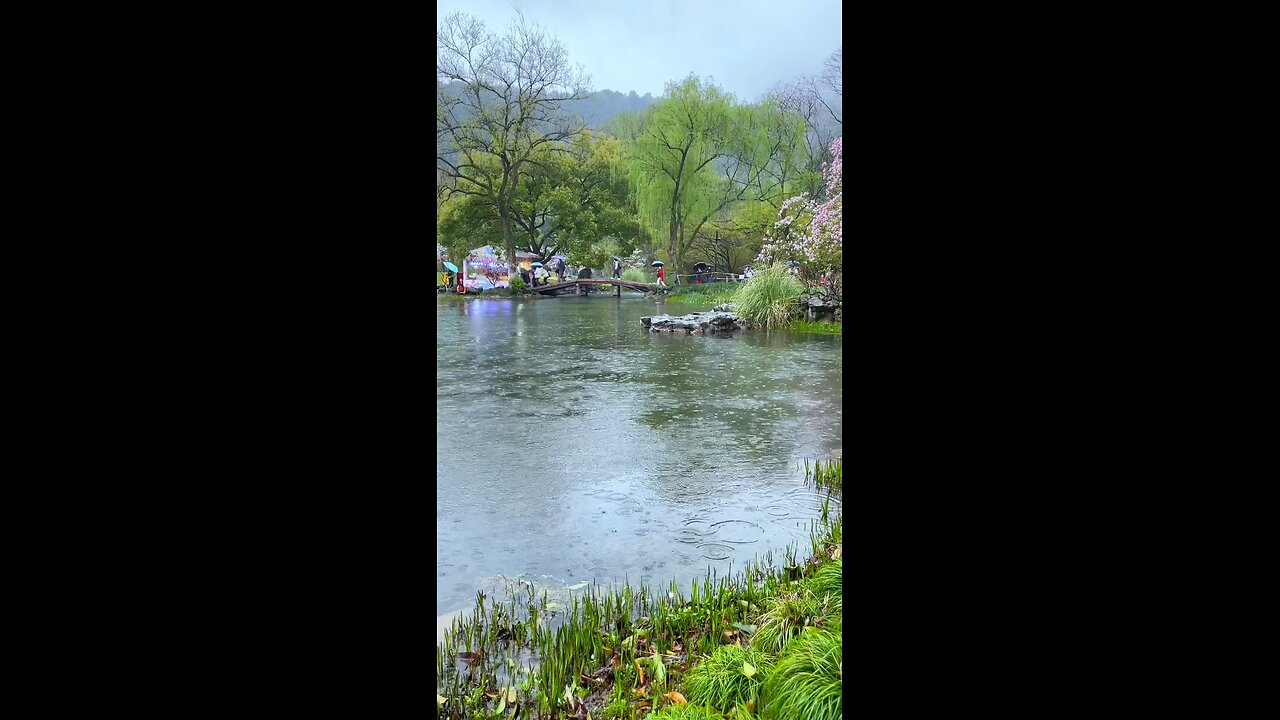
[437,82,658,134]
[562,89,659,131]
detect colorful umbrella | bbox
[651,260,664,267]
[531,262,544,267]
[443,261,459,272]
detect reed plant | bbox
[732,264,803,329]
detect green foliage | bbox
[648,705,724,720]
[683,644,773,711]
[733,264,803,329]
[805,558,842,600]
[751,588,838,654]
[804,458,842,491]
[615,75,802,271]
[791,319,842,334]
[509,277,527,293]
[665,283,741,306]
[761,628,842,720]
[622,267,652,283]
[603,697,632,719]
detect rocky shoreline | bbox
[640,304,749,334]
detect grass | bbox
[682,644,773,711]
[647,705,725,719]
[804,459,842,492]
[751,589,838,655]
[791,319,842,334]
[664,283,741,305]
[645,702,727,717]
[733,264,804,329]
[436,459,843,720]
[806,558,842,600]
[761,628,842,720]
[622,268,654,284]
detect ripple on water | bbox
[698,543,734,561]
[709,519,764,544]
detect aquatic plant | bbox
[436,461,844,720]
[791,319,842,334]
[804,458,842,492]
[682,644,772,711]
[733,264,803,329]
[751,588,839,655]
[647,704,725,719]
[760,627,842,720]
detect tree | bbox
[615,75,793,275]
[690,200,777,272]
[757,137,842,302]
[769,46,841,198]
[437,11,590,279]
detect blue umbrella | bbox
[531,262,544,267]
[651,260,664,267]
[786,261,801,267]
[443,261,459,272]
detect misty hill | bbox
[438,82,658,133]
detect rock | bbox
[808,296,826,307]
[643,309,745,335]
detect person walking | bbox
[656,264,666,289]
[612,256,622,279]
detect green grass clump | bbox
[683,644,773,711]
[792,319,842,334]
[648,704,725,720]
[603,697,632,718]
[761,628,842,720]
[733,264,803,329]
[622,268,653,283]
[805,558,842,601]
[805,459,842,491]
[751,589,838,654]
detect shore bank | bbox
[436,460,843,720]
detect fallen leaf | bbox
[567,581,589,591]
[742,661,757,678]
[565,684,576,710]
[636,660,645,686]
[496,696,506,714]
[437,694,447,705]
[663,691,688,705]
[733,623,757,634]
[633,685,648,697]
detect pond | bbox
[436,294,842,625]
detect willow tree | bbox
[614,75,795,274]
[436,11,589,278]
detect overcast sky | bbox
[437,0,841,103]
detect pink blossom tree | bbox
[756,138,842,301]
